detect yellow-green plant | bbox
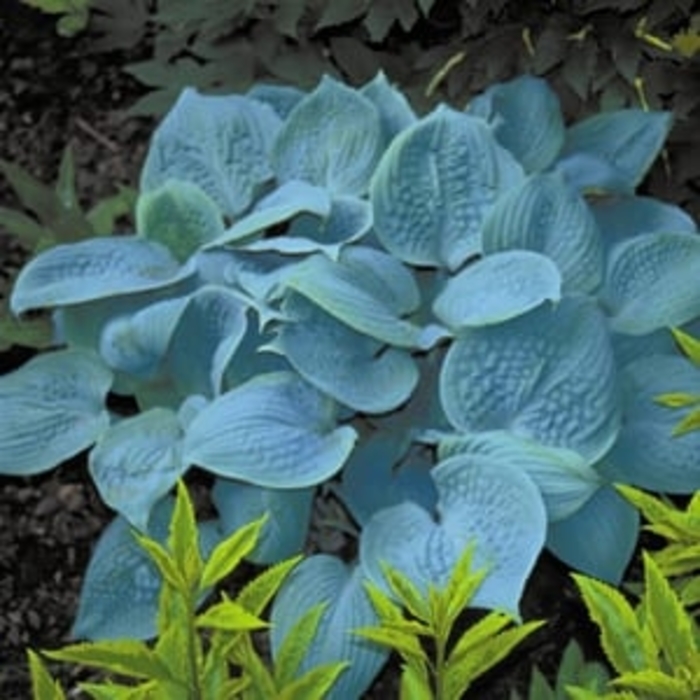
[569,551,700,699]
[354,544,544,700]
[27,481,346,699]
[18,0,91,36]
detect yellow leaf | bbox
[672,29,700,58]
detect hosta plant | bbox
[28,480,346,699]
[2,71,700,696]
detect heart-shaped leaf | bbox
[601,232,700,335]
[360,454,547,615]
[360,71,416,145]
[481,173,603,294]
[11,237,190,315]
[270,555,388,700]
[467,74,565,173]
[271,75,383,196]
[141,88,281,217]
[0,349,112,476]
[432,250,562,328]
[439,297,620,462]
[183,371,357,487]
[89,408,185,531]
[371,106,524,269]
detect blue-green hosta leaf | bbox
[73,498,222,640]
[337,433,437,526]
[546,484,639,583]
[271,555,388,700]
[432,250,561,329]
[223,251,303,305]
[591,195,697,253]
[271,75,383,196]
[556,109,673,194]
[361,454,547,615]
[166,286,248,398]
[275,294,418,413]
[141,88,281,217]
[360,71,416,145]
[436,431,601,522]
[481,173,603,294]
[467,74,565,173]
[439,297,620,462]
[89,408,185,532]
[0,349,112,476]
[247,83,306,119]
[136,180,224,262]
[212,477,314,564]
[183,372,357,487]
[205,180,332,248]
[601,232,700,335]
[600,355,700,493]
[11,237,191,315]
[285,247,443,350]
[371,106,524,269]
[246,195,373,259]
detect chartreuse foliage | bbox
[28,481,346,699]
[1,72,699,696]
[354,544,544,699]
[570,552,700,699]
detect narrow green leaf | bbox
[654,543,700,577]
[195,599,268,632]
[44,640,173,681]
[363,579,405,623]
[168,481,203,591]
[353,626,427,664]
[672,409,700,437]
[200,515,266,590]
[381,563,431,622]
[672,327,700,366]
[0,206,48,247]
[399,660,433,700]
[134,533,186,591]
[612,669,691,697]
[232,639,278,698]
[235,555,303,617]
[445,612,512,666]
[615,485,691,542]
[443,543,489,632]
[76,681,164,699]
[572,573,656,674]
[278,661,349,700]
[654,392,700,409]
[0,158,59,223]
[56,145,79,211]
[27,649,66,700]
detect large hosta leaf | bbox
[141,88,281,217]
[247,83,305,119]
[11,237,190,314]
[270,555,388,700]
[439,297,619,462]
[285,246,442,350]
[271,75,383,196]
[468,74,565,173]
[601,232,700,335]
[481,173,603,294]
[274,294,419,414]
[556,109,673,194]
[360,71,416,145]
[546,484,639,584]
[73,499,222,640]
[601,355,700,493]
[436,431,601,522]
[89,408,185,531]
[432,250,561,328]
[137,180,224,262]
[0,349,112,476]
[183,371,357,487]
[212,477,314,564]
[360,454,547,615]
[371,106,524,269]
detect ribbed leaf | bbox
[360,454,547,616]
[271,76,383,196]
[11,237,189,314]
[89,408,185,532]
[247,83,305,119]
[270,556,388,700]
[195,600,268,631]
[0,349,112,476]
[547,485,639,584]
[439,297,619,462]
[557,109,672,193]
[360,71,416,145]
[432,250,562,328]
[137,180,224,262]
[183,372,357,487]
[467,74,565,172]
[371,106,524,269]
[602,232,700,335]
[212,477,313,564]
[141,88,281,217]
[27,650,66,700]
[481,173,603,294]
[612,670,692,697]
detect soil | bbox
[0,3,688,699]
